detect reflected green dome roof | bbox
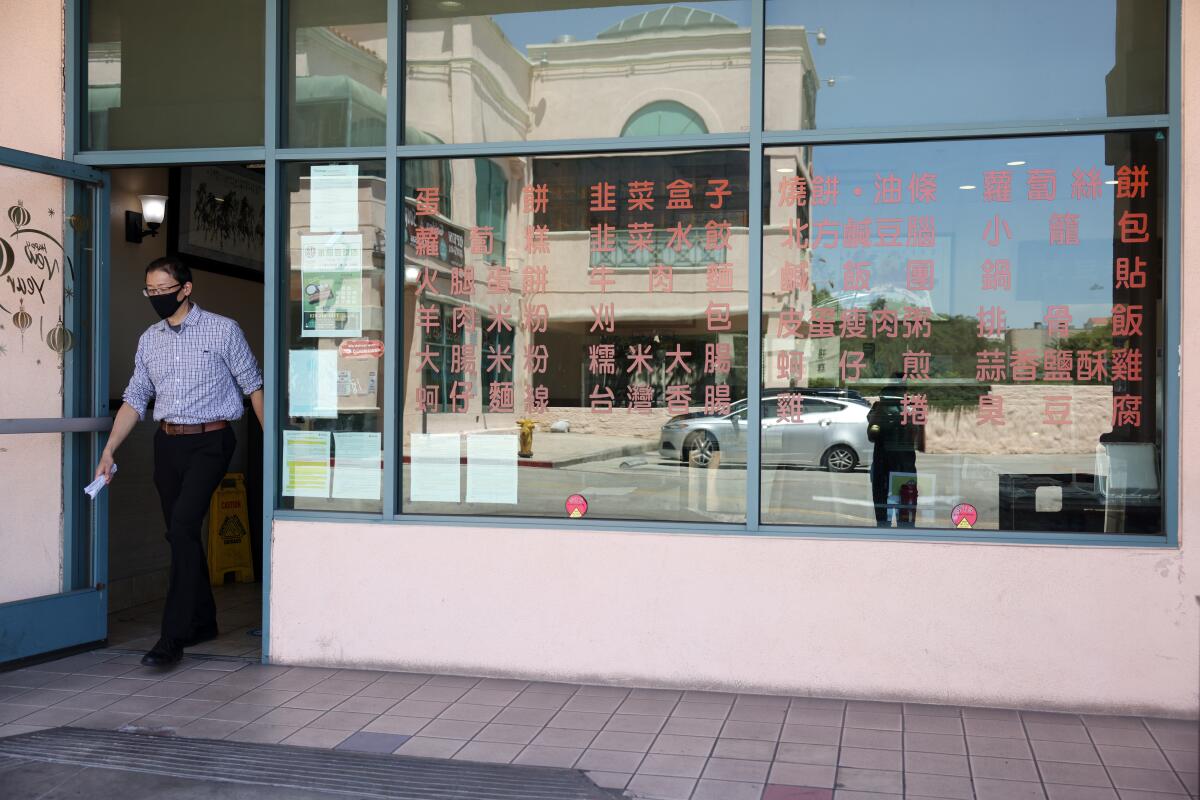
[598,5,738,39]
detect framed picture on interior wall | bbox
[167,165,266,282]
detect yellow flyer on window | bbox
[282,430,331,498]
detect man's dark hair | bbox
[145,255,192,286]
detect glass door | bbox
[0,148,109,663]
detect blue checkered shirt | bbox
[122,303,263,424]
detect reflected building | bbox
[396,6,817,436]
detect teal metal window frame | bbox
[66,0,1184,660]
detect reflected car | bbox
[659,395,873,472]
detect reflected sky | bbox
[769,0,1159,127]
[773,133,1161,327]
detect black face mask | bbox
[148,291,186,320]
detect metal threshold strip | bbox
[0,728,621,800]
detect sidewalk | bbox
[1,648,1196,800]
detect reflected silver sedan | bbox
[659,396,873,472]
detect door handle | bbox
[0,417,113,435]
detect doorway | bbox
[103,165,265,659]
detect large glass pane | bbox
[765,0,1168,131]
[0,165,95,600]
[761,132,1164,535]
[404,1,751,145]
[401,149,749,523]
[287,0,388,149]
[281,161,386,512]
[86,0,265,149]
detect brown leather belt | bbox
[160,420,229,436]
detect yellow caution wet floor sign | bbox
[207,473,254,585]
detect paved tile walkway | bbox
[108,581,262,660]
[0,649,1196,800]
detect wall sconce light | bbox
[125,194,167,243]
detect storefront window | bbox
[401,149,750,522]
[286,0,388,148]
[85,0,265,150]
[281,161,386,512]
[764,0,1167,131]
[404,1,750,145]
[761,132,1164,534]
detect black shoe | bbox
[182,623,219,648]
[141,637,184,667]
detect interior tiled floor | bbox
[106,581,262,659]
[0,650,1196,800]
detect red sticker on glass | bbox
[951,504,978,529]
[565,494,588,519]
[338,339,384,360]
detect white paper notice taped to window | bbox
[309,164,359,233]
[282,430,331,497]
[288,349,338,418]
[410,433,461,503]
[332,431,382,500]
[465,434,518,505]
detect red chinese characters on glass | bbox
[1112,395,1142,427]
[777,393,804,423]
[1117,211,1149,244]
[981,259,1011,291]
[521,183,548,214]
[778,175,807,207]
[776,350,804,380]
[589,181,616,212]
[977,394,1004,426]
[1026,169,1057,201]
[906,259,934,291]
[1116,165,1149,199]
[900,394,927,426]
[1043,396,1072,426]
[704,385,731,416]
[843,260,870,291]
[874,172,902,204]
[1070,168,1102,200]
[705,178,731,209]
[704,343,732,374]
[626,180,654,211]
[839,351,865,382]
[977,305,1007,337]
[416,386,440,412]
[1115,257,1147,289]
[414,187,440,216]
[983,171,1012,203]
[983,215,1012,247]
[1049,213,1079,245]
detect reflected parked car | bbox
[659,394,873,472]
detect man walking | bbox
[95,256,264,666]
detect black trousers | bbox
[153,426,236,641]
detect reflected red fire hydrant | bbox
[898,479,918,525]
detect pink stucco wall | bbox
[0,1,67,604]
[268,4,1200,716]
[0,1,63,159]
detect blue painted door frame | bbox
[0,146,110,664]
